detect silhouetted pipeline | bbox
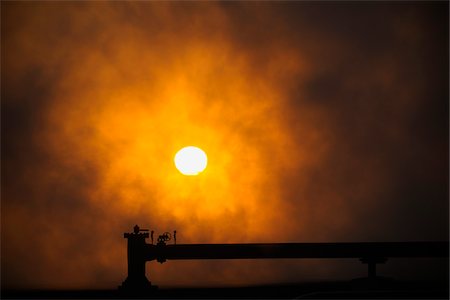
[146,241,448,262]
[120,227,449,290]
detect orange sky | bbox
[2,2,448,289]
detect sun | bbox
[174,146,208,175]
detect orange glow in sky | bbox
[2,1,448,290]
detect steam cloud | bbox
[2,2,448,289]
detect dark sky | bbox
[1,1,448,289]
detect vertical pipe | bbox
[120,232,153,290]
[368,261,376,278]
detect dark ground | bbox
[2,279,449,299]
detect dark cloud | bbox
[1,1,448,289]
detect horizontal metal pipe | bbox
[145,241,448,261]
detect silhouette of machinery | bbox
[120,225,153,291]
[119,225,448,291]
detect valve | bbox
[157,232,171,245]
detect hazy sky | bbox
[2,1,448,289]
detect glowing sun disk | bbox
[174,146,207,175]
